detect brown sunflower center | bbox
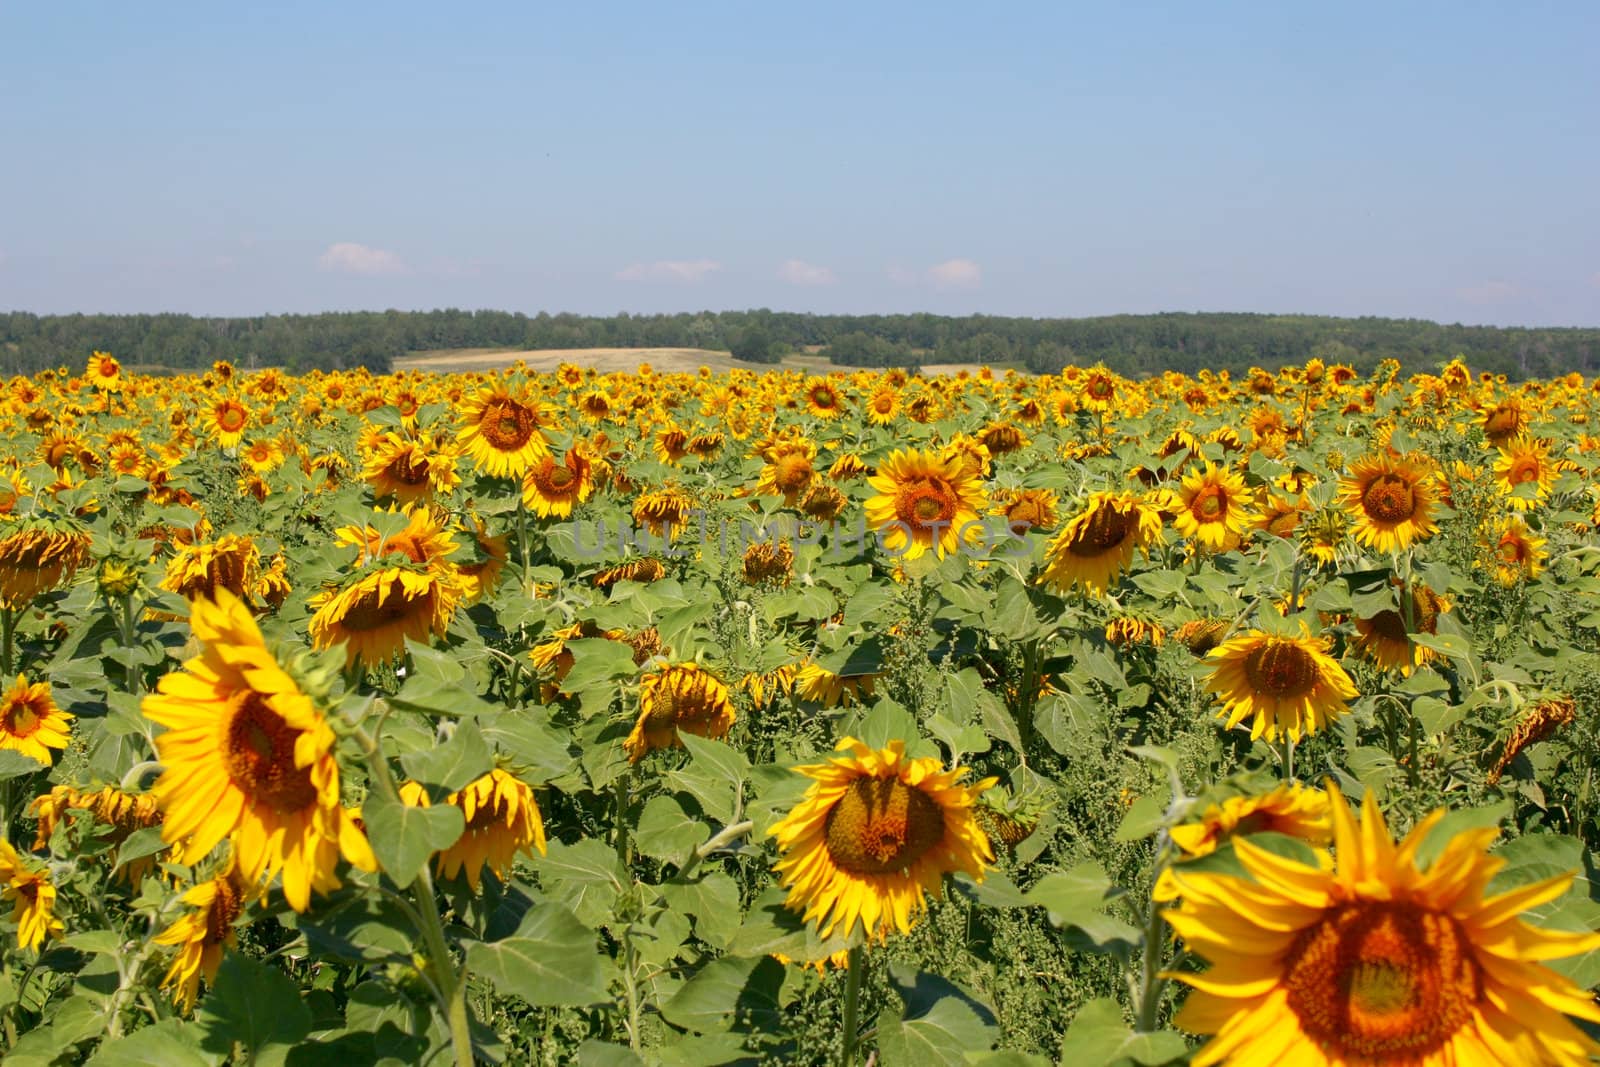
[1498,535,1527,564]
[1007,499,1043,529]
[1191,486,1227,522]
[1509,459,1539,484]
[1086,376,1114,400]
[1366,608,1409,645]
[217,405,247,433]
[480,398,535,451]
[545,463,576,491]
[1241,640,1320,698]
[810,387,837,409]
[3,696,43,737]
[1361,474,1416,523]
[896,481,957,531]
[206,878,242,946]
[223,692,318,812]
[339,579,432,632]
[1283,902,1480,1059]
[873,395,895,413]
[1068,504,1132,556]
[390,451,430,485]
[823,777,946,875]
[773,454,814,493]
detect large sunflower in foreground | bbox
[864,448,988,561]
[1338,453,1439,553]
[1173,463,1257,552]
[768,737,995,942]
[456,384,551,478]
[399,768,547,890]
[625,663,735,763]
[1167,783,1600,1067]
[1038,491,1164,595]
[1203,628,1357,742]
[143,591,375,911]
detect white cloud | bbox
[317,242,406,275]
[777,259,836,286]
[927,258,982,288]
[615,259,721,283]
[1456,280,1518,304]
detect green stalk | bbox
[516,494,533,597]
[1,605,14,677]
[838,945,863,1067]
[118,594,141,696]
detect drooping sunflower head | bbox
[863,448,988,561]
[401,768,547,890]
[308,563,465,668]
[996,487,1060,533]
[456,385,552,478]
[1037,491,1164,596]
[625,663,735,763]
[754,439,818,505]
[1203,627,1357,742]
[1352,582,1449,675]
[1166,782,1600,1067]
[153,860,247,1013]
[768,737,996,942]
[1481,395,1528,445]
[742,540,795,585]
[1337,453,1439,554]
[632,485,695,538]
[0,514,93,607]
[160,534,261,605]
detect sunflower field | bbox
[3,351,1600,1066]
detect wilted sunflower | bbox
[742,540,794,585]
[0,841,63,951]
[1352,582,1449,675]
[0,675,73,765]
[0,514,92,606]
[153,858,247,1012]
[632,485,694,539]
[457,384,551,478]
[1037,491,1163,596]
[1174,463,1257,552]
[398,768,547,890]
[593,556,667,589]
[522,447,593,519]
[1203,628,1357,742]
[1494,436,1555,512]
[160,534,260,604]
[1168,783,1600,1067]
[625,663,735,763]
[768,737,995,942]
[206,398,252,449]
[864,448,988,561]
[1338,453,1439,553]
[144,591,376,911]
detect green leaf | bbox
[481,712,579,785]
[466,903,612,1007]
[659,955,787,1034]
[197,954,313,1058]
[659,872,742,950]
[360,789,465,888]
[670,732,751,824]
[560,638,640,693]
[83,1019,218,1067]
[1025,863,1138,951]
[400,719,494,794]
[876,986,997,1067]
[947,668,1022,753]
[1058,998,1189,1065]
[293,891,417,964]
[533,838,627,927]
[111,826,169,876]
[0,749,46,780]
[1114,789,1170,843]
[576,1041,647,1067]
[634,793,710,864]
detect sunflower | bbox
[794,661,876,708]
[160,534,261,604]
[0,515,92,606]
[86,351,123,391]
[632,486,694,539]
[398,768,547,890]
[456,516,509,602]
[804,379,846,419]
[801,483,849,522]
[1079,367,1118,412]
[522,447,593,519]
[1491,515,1546,586]
[1203,628,1357,742]
[31,784,165,885]
[1494,437,1555,512]
[768,737,995,942]
[0,841,63,950]
[457,384,551,478]
[1255,492,1308,539]
[865,388,899,426]
[1167,783,1600,1067]
[1488,697,1577,785]
[625,663,735,763]
[1037,492,1164,596]
[995,488,1060,533]
[308,565,463,668]
[207,398,252,449]
[1155,783,1333,902]
[742,540,794,585]
[753,439,818,506]
[593,556,667,589]
[0,675,73,765]
[1174,463,1257,551]
[1175,618,1230,656]
[1352,582,1449,675]
[864,448,988,561]
[143,590,376,911]
[1338,453,1439,554]
[362,431,461,505]
[153,859,247,1012]
[1299,505,1349,567]
[1481,396,1528,445]
[739,663,798,710]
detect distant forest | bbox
[4,308,1598,380]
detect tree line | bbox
[3,308,1597,379]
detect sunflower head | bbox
[864,448,988,561]
[1338,453,1439,554]
[1038,491,1163,596]
[625,663,736,763]
[1203,627,1357,742]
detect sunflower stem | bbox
[839,944,864,1067]
[1,605,14,677]
[1278,736,1295,783]
[1135,832,1173,1032]
[516,494,533,597]
[118,594,141,696]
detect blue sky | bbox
[2,2,1596,325]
